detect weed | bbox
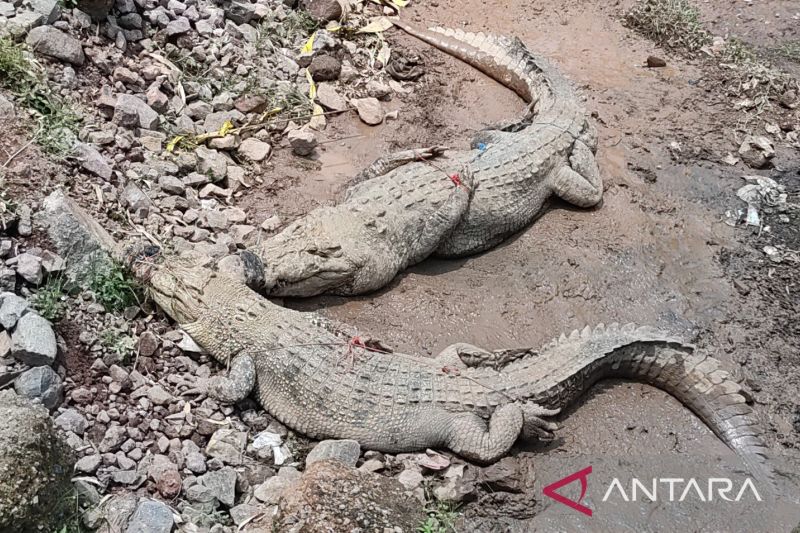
[0,38,80,157]
[625,0,711,52]
[58,0,78,8]
[776,41,800,63]
[33,274,67,321]
[255,10,318,51]
[88,261,139,312]
[722,37,756,65]
[100,328,135,362]
[418,501,459,533]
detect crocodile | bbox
[242,23,602,297]
[134,253,771,482]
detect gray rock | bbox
[195,146,227,180]
[26,26,85,66]
[253,475,291,504]
[99,424,127,453]
[224,0,256,24]
[120,182,153,212]
[229,503,263,526]
[0,94,15,119]
[14,366,63,410]
[165,16,191,38]
[37,190,117,287]
[200,466,237,506]
[83,493,136,531]
[205,428,246,465]
[0,390,73,532]
[4,12,44,40]
[0,292,29,329]
[75,0,114,20]
[0,330,11,359]
[54,409,88,435]
[353,97,383,125]
[203,110,245,132]
[738,135,775,169]
[316,83,347,112]
[114,94,160,130]
[185,451,206,474]
[11,313,57,367]
[146,385,172,406]
[308,54,341,82]
[15,253,43,285]
[158,175,184,195]
[73,142,113,180]
[126,499,174,533]
[29,0,61,24]
[397,469,423,490]
[0,2,14,18]
[287,128,317,156]
[75,453,102,473]
[111,469,139,485]
[237,138,271,162]
[305,439,360,467]
[145,85,169,113]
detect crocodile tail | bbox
[509,323,772,485]
[391,20,537,103]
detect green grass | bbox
[776,40,800,63]
[0,38,80,157]
[418,501,458,533]
[100,329,135,362]
[722,37,756,65]
[625,0,711,52]
[88,261,139,312]
[255,9,318,51]
[32,275,67,321]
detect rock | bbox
[54,409,88,435]
[15,253,43,285]
[238,138,271,162]
[14,366,63,410]
[352,97,383,125]
[0,293,29,329]
[146,385,172,406]
[200,466,237,506]
[230,503,263,526]
[76,0,113,19]
[646,55,667,68]
[738,135,775,169]
[185,451,207,474]
[37,190,117,286]
[11,313,57,367]
[5,12,44,40]
[476,456,536,493]
[99,424,127,453]
[225,0,257,24]
[195,146,227,181]
[0,2,15,18]
[0,94,15,119]
[305,439,360,467]
[308,54,341,81]
[254,475,292,505]
[300,0,342,22]
[397,468,423,490]
[113,66,144,86]
[206,428,247,465]
[137,330,159,356]
[146,85,169,113]
[39,190,116,284]
[0,390,73,533]
[274,460,423,532]
[83,493,137,531]
[234,95,267,114]
[203,110,245,132]
[73,142,113,180]
[126,499,174,533]
[316,83,347,111]
[26,26,84,66]
[288,128,317,156]
[16,204,32,237]
[114,94,160,130]
[165,16,191,38]
[366,80,392,100]
[74,453,102,473]
[149,454,182,499]
[159,175,184,195]
[121,182,153,212]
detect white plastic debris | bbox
[735,176,787,227]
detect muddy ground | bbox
[240,0,800,527]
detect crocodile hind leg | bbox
[548,140,603,208]
[436,343,532,370]
[442,404,524,463]
[207,353,256,403]
[347,146,447,189]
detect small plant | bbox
[625,0,711,52]
[777,41,800,63]
[100,328,135,362]
[0,37,80,157]
[255,9,318,51]
[33,275,67,321]
[722,37,755,65]
[418,501,459,533]
[89,261,139,312]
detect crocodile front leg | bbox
[207,353,256,403]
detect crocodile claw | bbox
[521,403,560,441]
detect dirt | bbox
[241,0,799,528]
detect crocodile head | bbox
[258,219,365,297]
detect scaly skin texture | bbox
[138,258,770,481]
[245,25,602,296]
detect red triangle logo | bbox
[543,466,593,517]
